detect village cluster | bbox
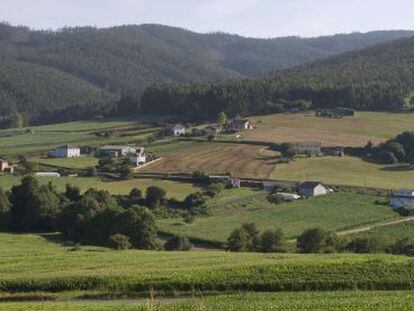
[1,117,413,210]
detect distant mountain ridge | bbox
[140,35,414,118]
[0,22,413,125]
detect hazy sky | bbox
[1,0,413,38]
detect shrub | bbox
[207,183,225,196]
[384,141,406,162]
[260,229,285,253]
[227,223,260,252]
[192,171,210,184]
[376,150,398,164]
[346,236,386,253]
[297,227,341,253]
[183,214,195,224]
[164,234,192,251]
[390,238,414,256]
[108,234,132,250]
[395,206,414,217]
[146,186,167,207]
[129,188,142,199]
[85,166,97,177]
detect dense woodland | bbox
[0,22,413,126]
[140,36,414,118]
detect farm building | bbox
[50,145,80,158]
[297,182,330,197]
[128,147,146,166]
[36,172,61,177]
[231,119,253,131]
[98,145,136,157]
[293,141,322,155]
[209,175,241,188]
[390,189,414,209]
[0,159,14,173]
[172,124,186,136]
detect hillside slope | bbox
[141,35,414,117]
[0,22,413,124]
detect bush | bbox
[164,234,192,251]
[183,214,195,224]
[108,234,132,250]
[129,188,142,199]
[207,183,225,196]
[390,238,414,256]
[395,206,414,217]
[260,229,285,253]
[85,166,97,177]
[297,227,341,253]
[146,186,167,207]
[192,171,210,184]
[376,150,398,164]
[346,236,386,253]
[227,223,260,252]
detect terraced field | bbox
[243,111,414,147]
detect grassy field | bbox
[31,155,99,169]
[0,176,201,200]
[351,220,414,245]
[243,111,414,147]
[271,155,414,189]
[159,192,399,243]
[3,291,414,310]
[0,117,158,158]
[0,232,414,294]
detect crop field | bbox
[0,117,159,157]
[159,192,399,243]
[242,111,414,147]
[3,291,414,310]
[0,233,414,295]
[0,176,200,199]
[141,142,280,178]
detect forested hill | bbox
[140,35,414,119]
[0,22,413,126]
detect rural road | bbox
[337,215,414,236]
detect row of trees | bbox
[227,224,414,256]
[0,176,204,250]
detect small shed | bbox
[297,182,330,197]
[172,124,186,136]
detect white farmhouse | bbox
[172,124,186,136]
[390,189,414,209]
[128,147,146,167]
[50,145,80,158]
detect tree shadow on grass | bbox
[38,232,107,252]
[380,165,414,172]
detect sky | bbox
[0,0,413,38]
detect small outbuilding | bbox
[172,124,186,136]
[0,159,14,174]
[231,119,253,131]
[50,145,80,158]
[390,189,414,209]
[297,182,330,197]
[209,175,241,188]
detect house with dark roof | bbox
[231,119,253,131]
[390,189,414,209]
[297,182,330,197]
